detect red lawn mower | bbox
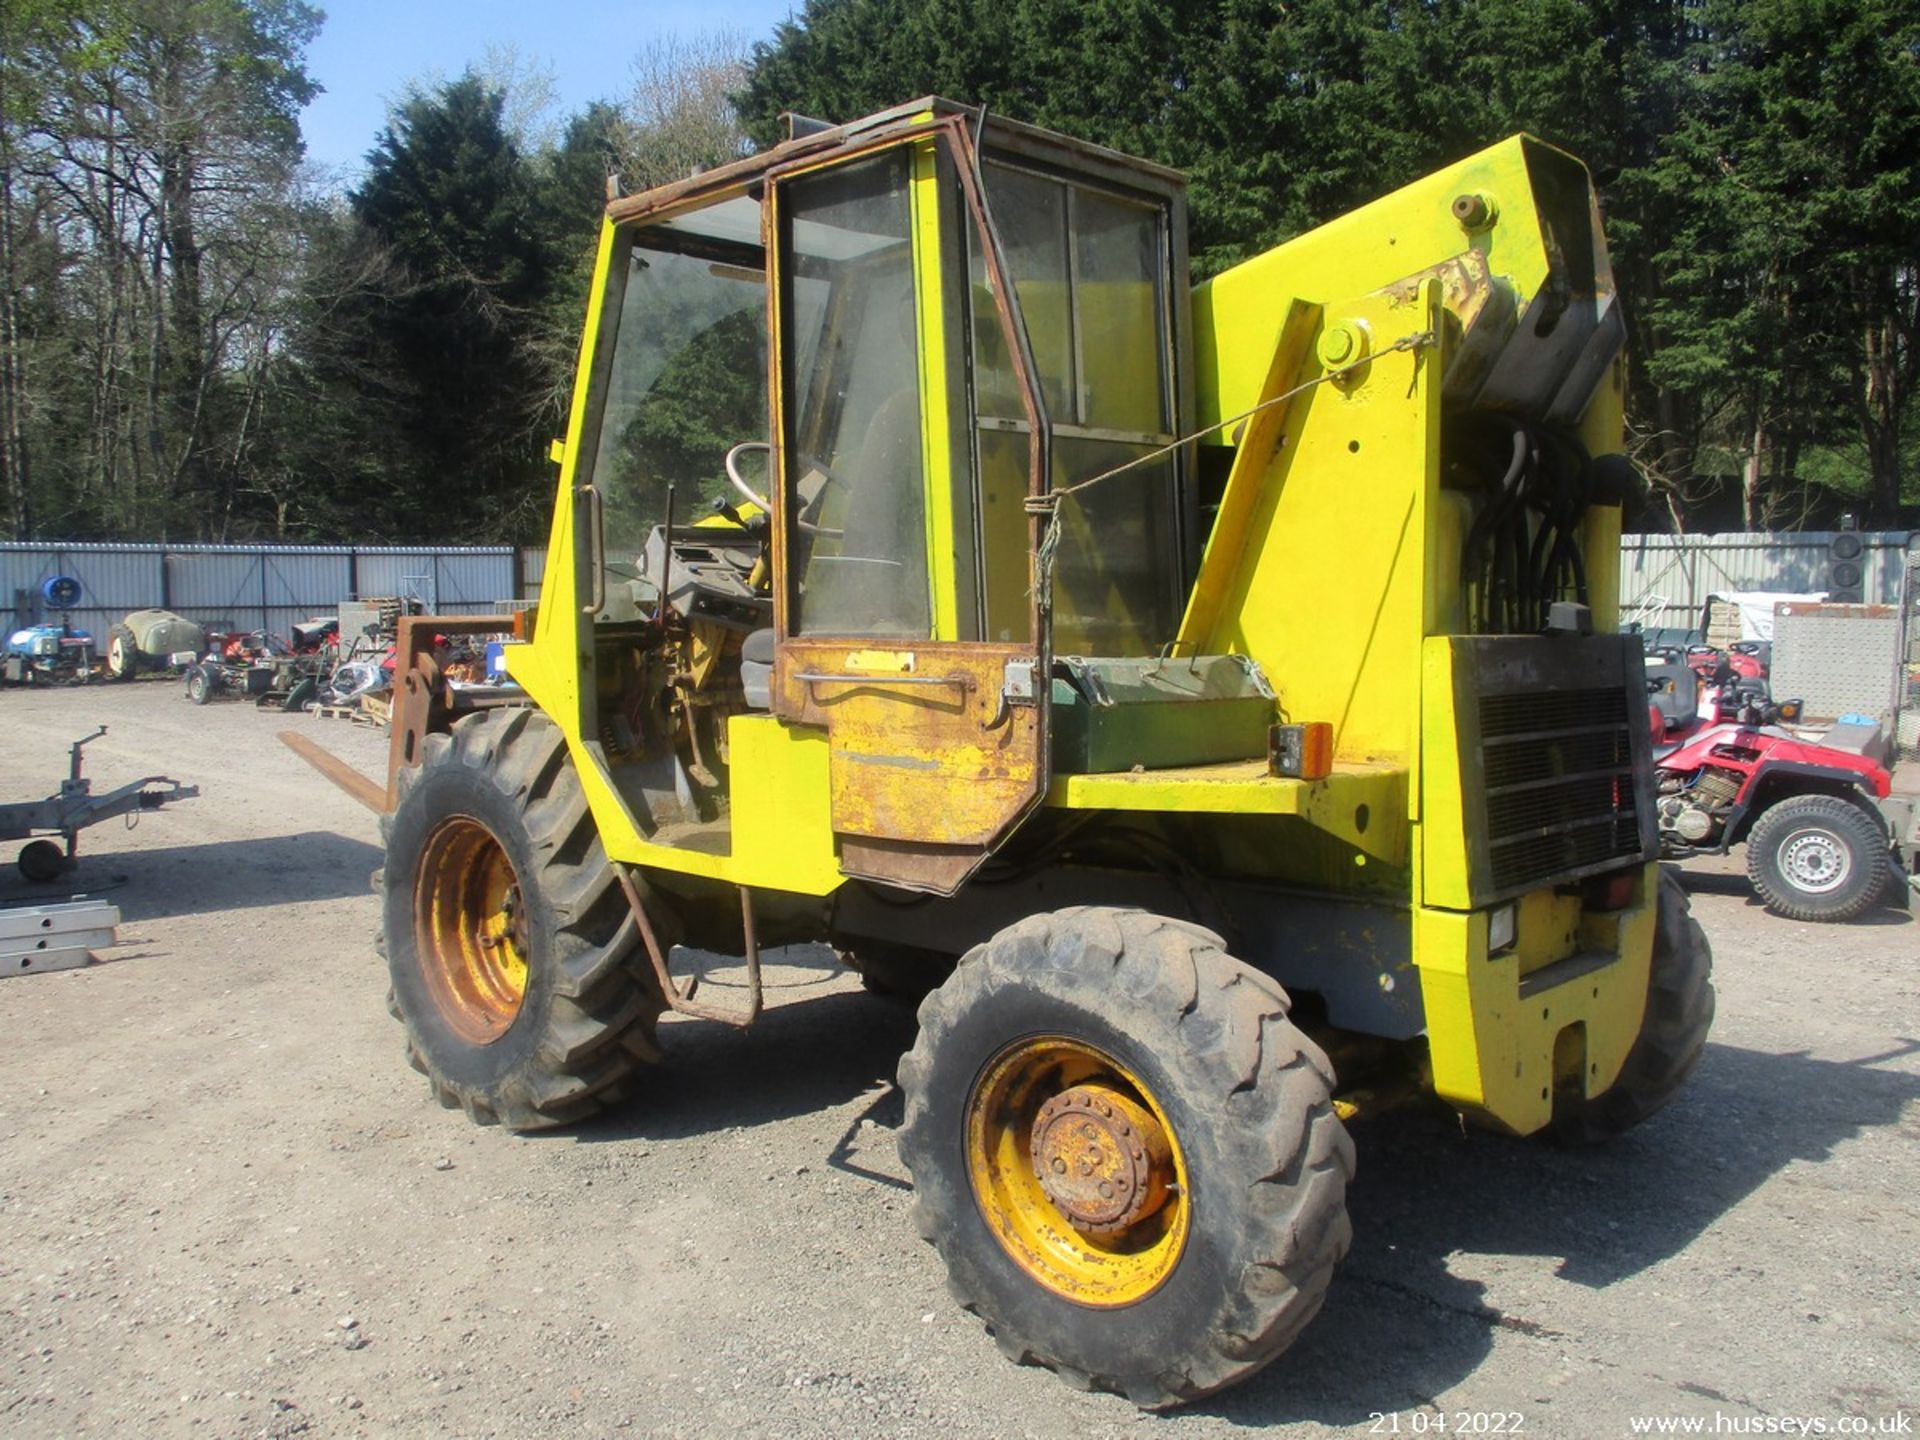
[1646,647,1911,921]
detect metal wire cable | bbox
[1026,328,1438,601]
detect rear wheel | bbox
[1553,870,1714,1143]
[381,707,664,1130]
[897,907,1353,1408]
[1746,793,1891,921]
[105,625,138,680]
[184,664,217,704]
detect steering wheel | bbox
[725,441,845,536]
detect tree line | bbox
[1,0,1915,546]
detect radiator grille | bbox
[1478,684,1646,894]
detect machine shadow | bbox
[0,831,384,921]
[1204,1037,1920,1427]
[577,953,923,1146]
[568,975,1920,1428]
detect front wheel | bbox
[381,707,665,1130]
[897,907,1353,1408]
[1745,793,1891,922]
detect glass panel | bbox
[590,234,767,561]
[785,150,931,638]
[1050,440,1179,656]
[976,431,1179,654]
[969,164,1072,422]
[1073,190,1167,434]
[968,162,1180,655]
[977,429,1033,644]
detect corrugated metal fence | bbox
[7,532,1913,643]
[1,543,526,641]
[1618,531,1912,629]
[516,532,1917,629]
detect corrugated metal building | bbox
[1618,531,1912,629]
[1,542,525,641]
[514,533,1917,630]
[8,532,1913,644]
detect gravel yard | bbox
[1,681,1915,1440]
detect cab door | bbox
[767,125,1050,894]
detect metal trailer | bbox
[0,728,198,880]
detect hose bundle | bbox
[1449,412,1592,634]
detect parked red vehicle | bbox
[1650,674,1906,921]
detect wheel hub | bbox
[966,1037,1191,1307]
[1029,1083,1172,1235]
[1780,828,1849,894]
[415,816,530,1044]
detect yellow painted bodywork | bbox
[1046,759,1408,867]
[501,214,846,896]
[1166,135,1650,1132]
[1413,862,1658,1135]
[912,143,966,643]
[1204,142,1550,426]
[493,119,1654,1134]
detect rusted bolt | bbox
[1452,192,1496,229]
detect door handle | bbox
[579,485,605,616]
[795,671,975,694]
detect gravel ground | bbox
[1,681,1915,1440]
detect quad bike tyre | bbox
[1745,793,1891,922]
[1552,869,1714,1144]
[897,906,1353,1409]
[381,707,664,1130]
[105,624,138,680]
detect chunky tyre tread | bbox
[1554,871,1714,1143]
[106,624,138,680]
[897,905,1354,1409]
[382,708,662,1132]
[1745,794,1891,922]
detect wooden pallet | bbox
[309,702,382,727]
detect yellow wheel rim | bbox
[966,1036,1190,1308]
[414,815,529,1044]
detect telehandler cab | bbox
[330,100,1714,1407]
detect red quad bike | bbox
[1649,670,1908,921]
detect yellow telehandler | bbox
[319,100,1714,1407]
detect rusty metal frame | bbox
[385,613,522,811]
[615,862,764,1028]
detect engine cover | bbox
[1658,796,1717,843]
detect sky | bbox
[298,0,801,180]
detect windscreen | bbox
[589,199,768,563]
